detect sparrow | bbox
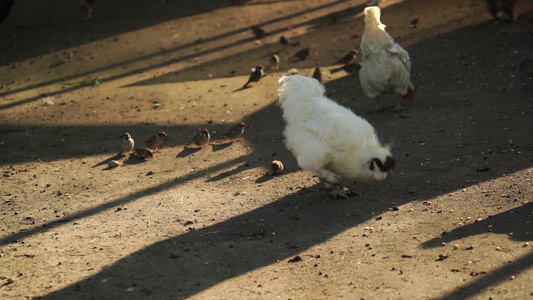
[63,50,74,61]
[291,48,310,61]
[135,147,154,159]
[312,62,322,83]
[143,131,167,152]
[187,129,211,148]
[279,35,300,46]
[337,49,358,65]
[119,132,135,154]
[366,0,382,7]
[271,160,284,175]
[243,65,264,88]
[224,123,246,140]
[251,25,266,38]
[269,54,280,71]
[409,19,419,28]
[79,0,95,20]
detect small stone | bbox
[107,160,121,168]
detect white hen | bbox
[277,74,395,198]
[359,6,416,112]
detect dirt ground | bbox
[1,0,532,299]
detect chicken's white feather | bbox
[359,6,414,104]
[277,75,394,186]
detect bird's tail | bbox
[277,74,325,122]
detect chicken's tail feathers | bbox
[277,74,325,104]
[277,75,326,122]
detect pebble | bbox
[108,160,121,168]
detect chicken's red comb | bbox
[402,86,417,100]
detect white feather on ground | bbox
[277,74,395,198]
[359,6,416,111]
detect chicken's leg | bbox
[391,99,406,112]
[373,97,384,112]
[316,169,360,199]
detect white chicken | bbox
[359,6,416,112]
[277,74,396,198]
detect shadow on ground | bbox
[1,2,532,299]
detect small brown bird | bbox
[291,48,310,61]
[63,50,74,61]
[484,0,519,22]
[269,54,280,71]
[224,123,246,140]
[135,147,154,159]
[243,65,264,88]
[251,25,266,38]
[271,160,284,175]
[337,49,358,65]
[279,35,300,46]
[143,131,167,152]
[119,132,135,154]
[187,129,211,148]
[79,0,95,20]
[408,18,419,29]
[312,62,322,83]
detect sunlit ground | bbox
[1,0,532,299]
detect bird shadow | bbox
[255,172,276,184]
[176,147,203,158]
[329,63,360,74]
[123,153,150,165]
[205,162,251,182]
[232,86,252,92]
[211,141,233,152]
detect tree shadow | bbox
[421,203,533,249]
[205,162,252,182]
[2,2,533,299]
[437,250,533,300]
[40,184,411,299]
[0,155,247,247]
[0,0,359,110]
